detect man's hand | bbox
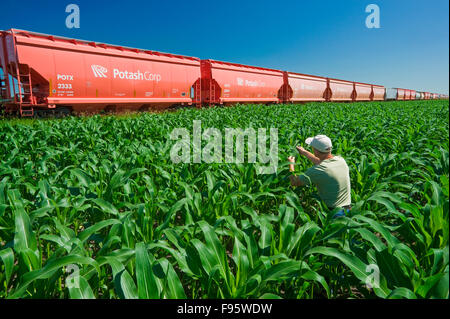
[296,146,307,156]
[288,156,296,172]
[288,156,304,186]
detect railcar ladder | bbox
[193,79,201,107]
[0,76,7,101]
[15,69,34,117]
[210,80,216,105]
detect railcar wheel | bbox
[57,107,71,117]
[36,110,47,118]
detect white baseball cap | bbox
[305,135,332,153]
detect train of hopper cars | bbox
[0,29,448,117]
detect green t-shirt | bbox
[298,156,351,209]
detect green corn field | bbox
[0,100,448,299]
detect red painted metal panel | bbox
[410,90,416,100]
[372,86,385,101]
[285,72,328,102]
[329,78,354,101]
[3,33,17,64]
[6,29,201,112]
[0,32,6,71]
[397,88,406,100]
[406,89,414,100]
[354,82,372,101]
[202,59,284,104]
[0,32,9,99]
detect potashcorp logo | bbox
[90,64,162,82]
[113,69,162,82]
[91,65,108,78]
[236,77,265,87]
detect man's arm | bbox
[296,146,321,165]
[288,156,305,187]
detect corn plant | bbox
[0,100,448,299]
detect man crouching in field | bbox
[287,135,352,218]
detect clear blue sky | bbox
[1,0,448,94]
